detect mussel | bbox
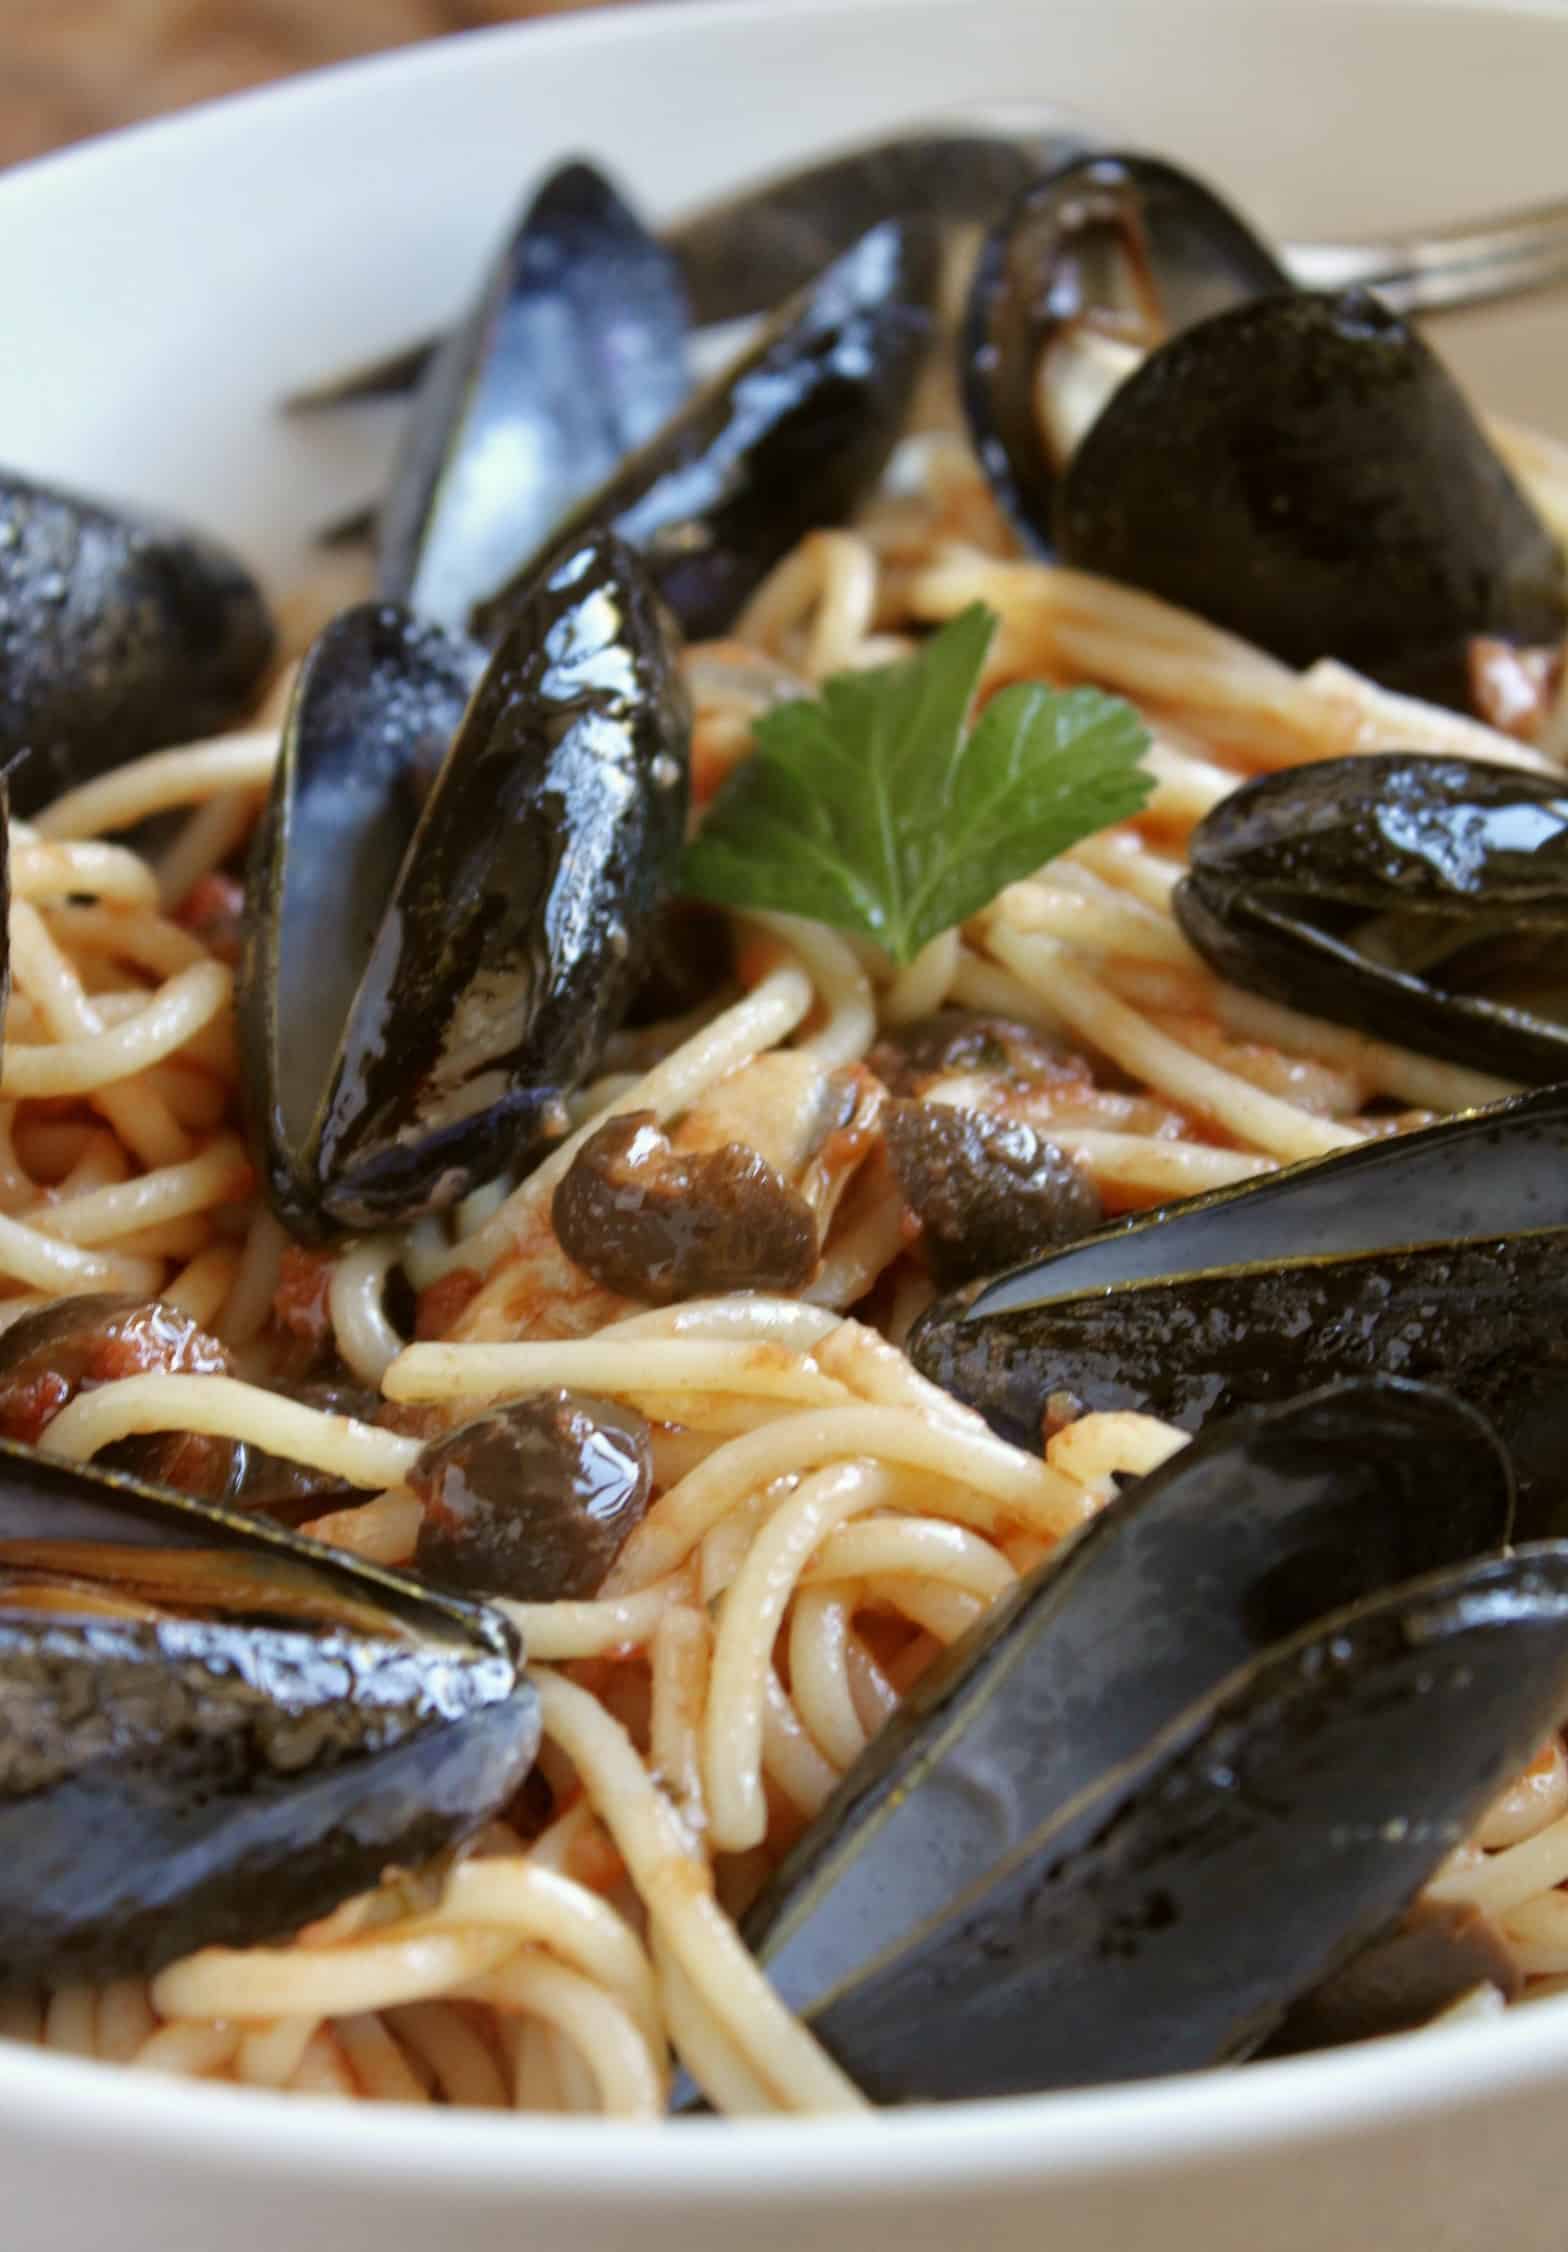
[0,1439,538,1989]
[909,1081,1568,1537]
[808,1540,1568,2099]
[963,154,1286,558]
[745,1380,1514,2025]
[1177,753,1568,1084]
[285,125,1088,412]
[377,159,693,635]
[238,529,690,1237]
[0,468,275,814]
[471,219,939,644]
[963,155,1567,707]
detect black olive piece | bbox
[552,1111,818,1303]
[0,467,275,815]
[883,1099,1103,1286]
[412,1390,652,1602]
[235,1380,387,1523]
[867,1010,1085,1098]
[0,1294,240,1500]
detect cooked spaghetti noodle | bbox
[2,421,1566,2116]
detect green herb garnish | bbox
[680,604,1153,966]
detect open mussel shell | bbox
[472,218,940,644]
[666,123,1094,325]
[1177,753,1568,1084]
[1057,287,1566,706]
[962,152,1287,556]
[240,529,690,1238]
[237,601,483,1232]
[0,1440,538,1990]
[910,1082,1568,1534]
[284,123,1088,414]
[0,468,275,815]
[745,1379,1513,2020]
[378,159,693,636]
[806,1539,1568,2101]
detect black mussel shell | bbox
[910,1082,1568,1534]
[963,152,1287,558]
[284,126,1086,414]
[0,1440,537,1989]
[238,602,484,1233]
[241,530,690,1238]
[378,159,692,635]
[1259,1898,1522,2056]
[1177,753,1568,1084]
[0,468,275,815]
[1057,288,1566,707]
[806,1540,1568,2101]
[667,126,1093,325]
[745,1379,1513,2023]
[472,219,940,644]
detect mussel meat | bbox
[471,219,940,643]
[238,530,690,1237]
[0,467,275,814]
[963,155,1566,707]
[909,1081,1568,1536]
[377,160,693,635]
[745,1380,1515,2028]
[0,1440,538,1989]
[1176,752,1568,1084]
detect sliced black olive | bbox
[552,1111,818,1303]
[411,1390,652,1600]
[867,1009,1086,1098]
[883,1100,1103,1286]
[0,1295,239,1499]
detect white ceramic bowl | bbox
[5,1,1568,2244]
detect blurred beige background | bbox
[0,0,633,167]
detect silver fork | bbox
[1285,199,1568,316]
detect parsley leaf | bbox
[680,603,1154,965]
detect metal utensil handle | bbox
[1285,199,1568,316]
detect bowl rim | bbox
[4,0,1568,2185]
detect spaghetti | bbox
[2,424,1566,2115]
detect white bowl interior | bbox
[3,2,1568,2246]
